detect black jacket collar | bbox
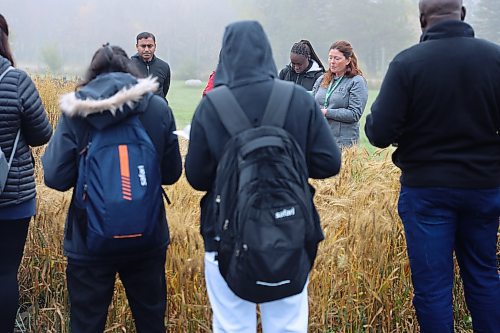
[420,20,474,43]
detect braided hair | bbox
[290,40,325,71]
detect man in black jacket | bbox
[365,0,500,332]
[185,21,341,332]
[131,32,171,100]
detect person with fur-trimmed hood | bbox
[42,44,181,333]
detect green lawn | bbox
[359,90,379,153]
[168,80,379,151]
[168,80,205,128]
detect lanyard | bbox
[323,76,343,108]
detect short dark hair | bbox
[136,32,156,43]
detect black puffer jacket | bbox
[0,57,52,208]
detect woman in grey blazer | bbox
[312,40,368,147]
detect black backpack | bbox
[207,80,323,303]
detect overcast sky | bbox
[1,0,487,78]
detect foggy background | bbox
[2,0,498,82]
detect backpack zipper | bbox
[80,141,91,201]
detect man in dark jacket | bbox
[365,0,500,332]
[185,21,341,332]
[131,32,171,100]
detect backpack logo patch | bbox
[137,165,148,186]
[274,206,296,220]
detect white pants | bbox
[204,252,309,333]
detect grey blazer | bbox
[312,74,368,147]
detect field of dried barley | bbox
[14,77,479,332]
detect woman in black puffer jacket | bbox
[0,13,52,331]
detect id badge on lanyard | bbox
[323,76,343,109]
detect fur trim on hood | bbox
[60,76,159,117]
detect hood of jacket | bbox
[59,72,158,130]
[307,60,322,73]
[213,20,277,88]
[0,56,12,74]
[420,20,474,43]
[286,59,323,74]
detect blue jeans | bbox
[398,186,500,333]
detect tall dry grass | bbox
[15,77,480,332]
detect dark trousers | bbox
[398,186,500,333]
[66,252,167,333]
[0,218,30,332]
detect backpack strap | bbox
[261,80,295,128]
[7,130,21,168]
[161,187,171,205]
[0,66,14,82]
[207,86,253,136]
[0,66,19,169]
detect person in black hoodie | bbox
[185,21,341,333]
[0,13,52,332]
[278,40,325,92]
[42,44,182,333]
[365,0,500,332]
